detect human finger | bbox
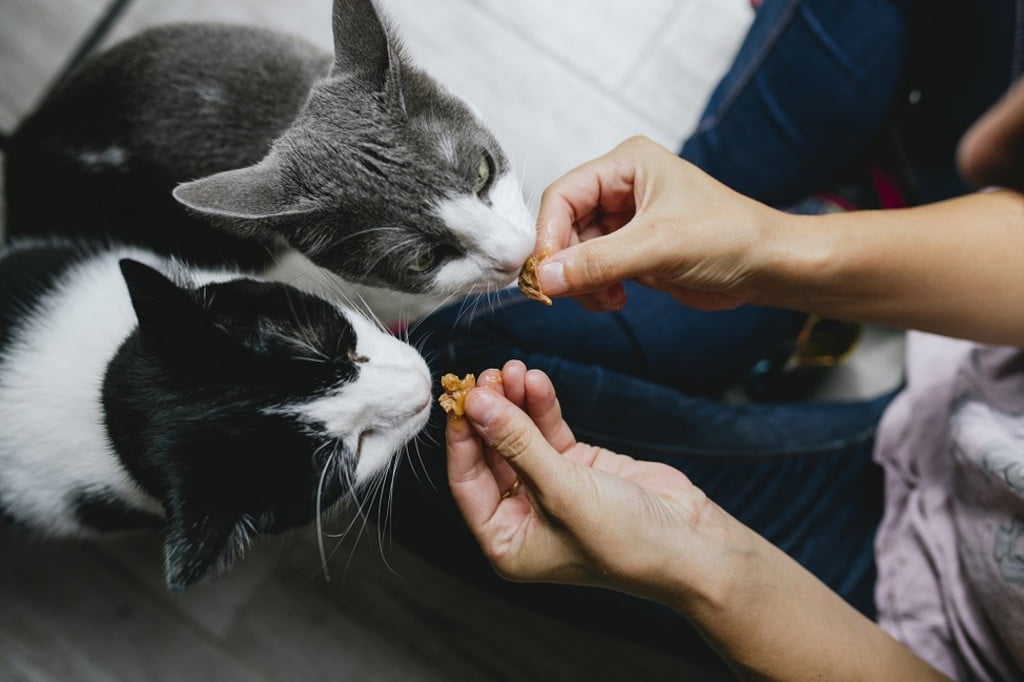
[500,359,528,408]
[523,369,576,453]
[535,147,639,257]
[463,388,578,503]
[446,411,502,531]
[959,77,1024,192]
[537,219,654,299]
[477,368,505,396]
[476,367,519,489]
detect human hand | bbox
[445,360,751,605]
[959,76,1024,193]
[534,136,784,312]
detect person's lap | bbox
[681,0,913,207]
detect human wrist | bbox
[747,208,838,311]
[652,503,764,621]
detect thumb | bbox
[463,388,574,494]
[537,221,651,297]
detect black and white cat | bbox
[0,238,432,590]
[4,0,535,318]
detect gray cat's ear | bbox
[331,0,406,114]
[173,160,317,227]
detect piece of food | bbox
[518,253,552,305]
[438,373,477,417]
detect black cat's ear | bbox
[331,0,406,114]
[172,157,317,227]
[163,505,242,591]
[120,259,206,337]
[119,259,230,354]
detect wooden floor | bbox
[0,2,906,680]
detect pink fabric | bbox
[874,333,1024,680]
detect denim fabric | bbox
[419,285,805,397]
[681,0,913,207]
[682,0,1016,207]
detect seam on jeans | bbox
[576,419,883,461]
[798,4,867,82]
[756,71,815,157]
[609,309,652,373]
[695,0,802,135]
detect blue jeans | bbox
[682,0,913,207]
[683,0,1015,207]
[387,289,892,663]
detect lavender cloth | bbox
[875,332,1024,680]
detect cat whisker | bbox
[373,454,404,577]
[348,285,388,334]
[282,289,332,359]
[405,292,457,336]
[314,441,339,582]
[406,432,438,493]
[360,236,422,280]
[293,355,328,364]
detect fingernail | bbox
[465,388,502,426]
[538,260,567,295]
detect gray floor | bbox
[0,1,903,680]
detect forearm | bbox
[669,528,951,681]
[757,190,1024,345]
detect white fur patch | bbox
[432,172,536,294]
[276,311,432,483]
[0,247,168,535]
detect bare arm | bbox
[534,137,1024,346]
[669,522,952,682]
[448,363,953,681]
[761,190,1024,345]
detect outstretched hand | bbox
[445,360,749,604]
[532,136,783,312]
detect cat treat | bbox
[438,373,477,417]
[518,254,552,306]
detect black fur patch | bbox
[0,490,12,527]
[71,488,163,532]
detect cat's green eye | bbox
[474,154,492,196]
[409,249,437,274]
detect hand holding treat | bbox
[533,136,771,312]
[444,359,751,601]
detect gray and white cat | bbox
[0,237,432,590]
[4,0,535,319]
